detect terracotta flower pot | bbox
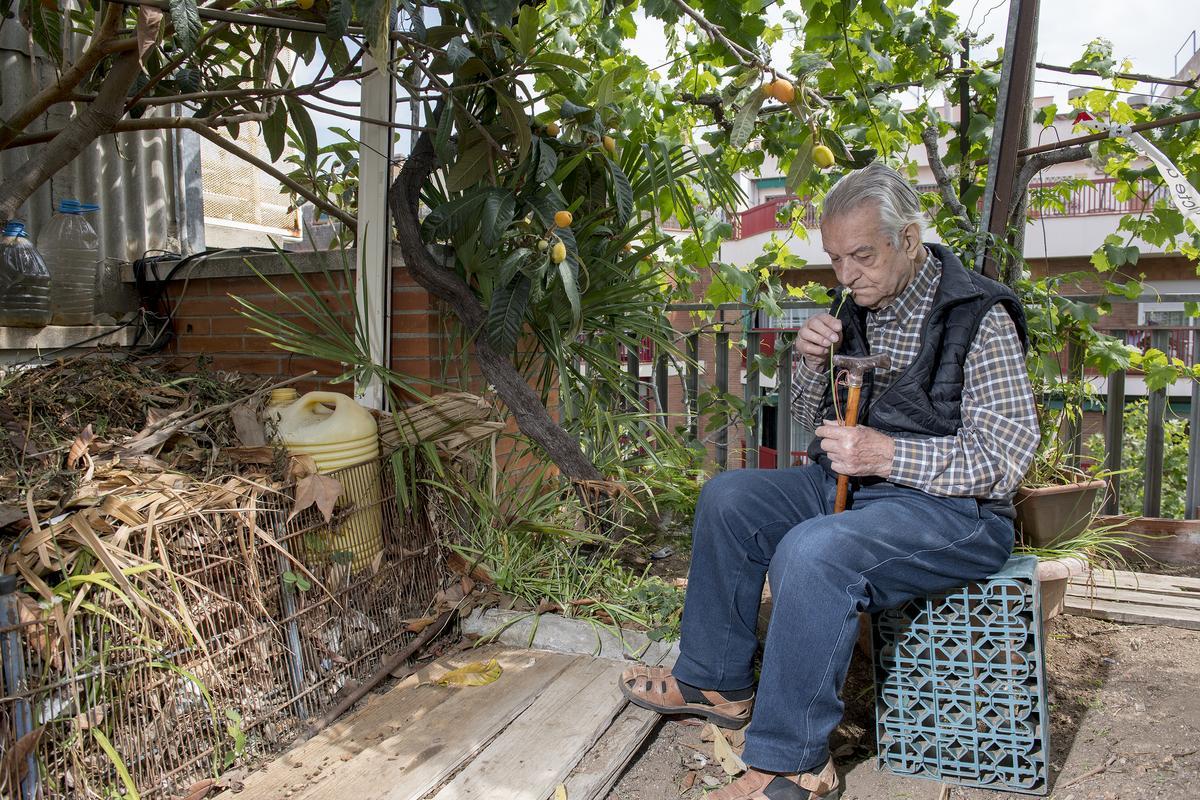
[1014,479,1106,549]
[1035,556,1090,621]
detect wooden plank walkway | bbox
[1065,568,1200,630]
[218,645,650,800]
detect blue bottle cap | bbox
[2,221,27,238]
[57,199,98,214]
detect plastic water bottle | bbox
[0,221,51,327]
[38,199,100,325]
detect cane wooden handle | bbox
[833,384,863,514]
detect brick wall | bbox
[157,251,445,398]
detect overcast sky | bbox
[307,2,1200,145]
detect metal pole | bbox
[776,339,793,469]
[354,20,396,410]
[958,36,971,203]
[1066,335,1085,459]
[976,0,1041,279]
[1188,321,1200,518]
[745,330,760,469]
[715,330,729,470]
[686,332,700,441]
[0,575,36,800]
[274,542,310,720]
[1103,333,1126,516]
[625,334,641,413]
[655,350,669,430]
[1144,329,1169,517]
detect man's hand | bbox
[798,313,843,370]
[814,420,894,478]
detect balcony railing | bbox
[734,178,1166,240]
[627,300,1200,519]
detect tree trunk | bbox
[0,51,141,222]
[388,131,604,484]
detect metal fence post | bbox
[274,536,310,721]
[0,575,37,800]
[1103,336,1126,516]
[776,337,793,469]
[655,350,669,430]
[745,330,760,469]
[625,334,641,416]
[715,330,729,470]
[687,332,700,441]
[1189,321,1200,518]
[1066,335,1085,459]
[1144,329,1169,517]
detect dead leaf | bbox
[286,454,319,481]
[445,551,494,583]
[66,424,94,469]
[536,598,562,615]
[74,705,105,731]
[554,784,568,800]
[435,659,502,687]
[225,446,275,465]
[680,771,697,793]
[707,723,746,776]
[288,474,342,523]
[230,403,267,447]
[0,505,26,529]
[403,615,439,633]
[1,725,44,782]
[135,7,164,65]
[178,777,217,800]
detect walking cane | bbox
[831,353,890,513]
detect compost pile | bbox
[0,354,287,572]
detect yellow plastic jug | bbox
[274,391,383,571]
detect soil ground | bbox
[606,613,1200,800]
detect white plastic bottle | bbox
[38,199,100,325]
[0,221,51,327]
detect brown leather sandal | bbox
[707,759,841,800]
[618,664,754,729]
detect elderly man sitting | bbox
[619,162,1039,800]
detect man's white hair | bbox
[821,161,926,247]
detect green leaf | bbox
[786,133,814,196]
[496,89,531,161]
[480,190,516,248]
[1039,104,1058,127]
[560,99,592,119]
[92,730,140,799]
[284,96,319,165]
[263,102,287,164]
[487,275,531,354]
[24,0,63,64]
[558,257,582,329]
[517,4,539,53]
[358,0,391,60]
[327,0,353,38]
[607,157,634,227]
[530,52,590,74]
[446,39,472,70]
[168,0,201,53]
[423,189,492,236]
[480,0,519,23]
[730,88,766,148]
[434,105,454,164]
[534,138,558,184]
[447,138,494,191]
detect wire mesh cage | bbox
[0,450,446,799]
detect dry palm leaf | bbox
[66,424,94,469]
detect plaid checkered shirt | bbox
[791,250,1039,500]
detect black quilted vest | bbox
[805,243,1028,516]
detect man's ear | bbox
[902,222,922,259]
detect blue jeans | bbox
[673,464,1014,773]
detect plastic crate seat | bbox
[872,554,1049,795]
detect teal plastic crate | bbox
[873,555,1049,795]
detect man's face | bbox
[821,203,922,311]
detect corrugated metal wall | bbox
[0,15,185,262]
